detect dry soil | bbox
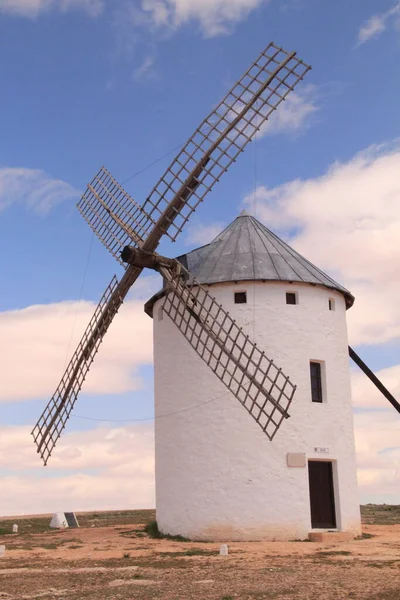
[0,506,399,600]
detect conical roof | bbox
[177,212,353,308]
[145,213,354,315]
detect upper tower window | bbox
[286,292,297,305]
[310,361,323,403]
[329,298,335,311]
[234,291,247,304]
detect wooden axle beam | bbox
[121,246,177,272]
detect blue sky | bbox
[0,0,400,514]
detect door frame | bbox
[308,459,339,530]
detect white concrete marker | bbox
[50,513,69,529]
[219,544,229,556]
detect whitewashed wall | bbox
[152,281,361,541]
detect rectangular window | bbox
[329,298,335,311]
[234,291,247,304]
[286,292,297,305]
[310,361,323,403]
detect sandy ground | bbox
[0,513,399,599]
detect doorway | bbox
[308,461,336,529]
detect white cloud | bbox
[259,84,319,137]
[139,0,267,37]
[357,2,400,45]
[354,410,400,503]
[245,141,400,346]
[0,167,80,214]
[0,424,155,514]
[186,222,225,247]
[0,0,103,17]
[0,284,156,403]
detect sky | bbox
[0,0,399,515]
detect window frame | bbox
[310,361,324,403]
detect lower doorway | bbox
[308,460,337,529]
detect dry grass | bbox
[361,504,400,525]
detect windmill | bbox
[32,41,399,541]
[32,42,312,465]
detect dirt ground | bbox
[0,507,399,600]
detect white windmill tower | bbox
[32,42,400,541]
[146,213,360,541]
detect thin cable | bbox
[121,142,184,185]
[72,390,231,423]
[63,231,95,371]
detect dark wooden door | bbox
[308,461,336,528]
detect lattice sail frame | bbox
[160,265,296,440]
[140,43,310,242]
[77,44,310,258]
[77,167,153,264]
[31,267,141,465]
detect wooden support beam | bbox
[349,346,400,414]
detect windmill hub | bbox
[121,247,177,273]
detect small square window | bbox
[329,298,335,311]
[310,361,323,403]
[286,292,297,305]
[234,291,247,304]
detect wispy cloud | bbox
[139,0,268,38]
[0,166,80,214]
[185,222,225,247]
[114,0,267,44]
[259,84,320,137]
[0,0,103,18]
[224,83,320,142]
[357,2,400,45]
[244,140,400,347]
[133,54,156,81]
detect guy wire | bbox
[73,390,231,424]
